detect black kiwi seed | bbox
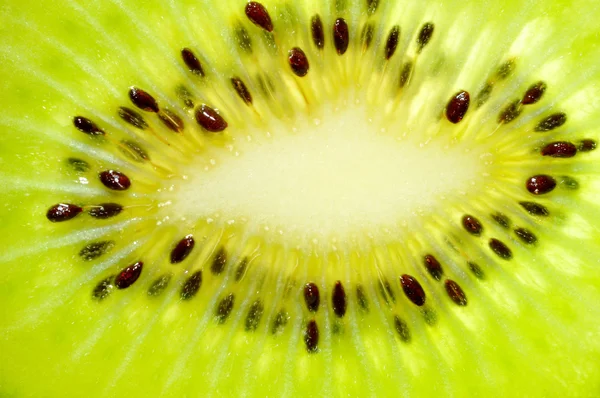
[423,254,443,281]
[498,99,522,124]
[445,91,470,124]
[129,87,159,113]
[147,274,172,296]
[99,170,131,191]
[384,25,400,60]
[73,116,105,136]
[288,47,310,77]
[400,274,426,306]
[88,203,123,219]
[468,262,485,279]
[578,139,597,152]
[416,22,434,53]
[311,15,325,49]
[356,285,369,311]
[245,300,264,331]
[526,175,556,195]
[519,201,550,216]
[181,48,205,76]
[514,228,537,244]
[235,257,248,281]
[393,315,411,342]
[46,203,82,222]
[399,62,413,88]
[462,215,483,236]
[215,294,235,324]
[379,278,396,303]
[195,104,228,132]
[522,81,546,105]
[366,0,379,15]
[489,238,512,260]
[115,261,143,289]
[271,310,289,334]
[118,107,148,130]
[535,112,567,132]
[444,280,468,306]
[541,142,577,158]
[79,240,115,261]
[332,281,347,318]
[120,140,150,162]
[231,77,253,105]
[92,276,115,301]
[158,109,184,133]
[210,247,227,275]
[304,282,320,312]
[361,23,375,49]
[304,320,319,353]
[333,18,349,55]
[491,212,511,228]
[170,235,195,264]
[67,157,90,172]
[244,1,273,32]
[180,270,202,300]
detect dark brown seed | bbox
[180,270,202,300]
[79,241,115,261]
[468,262,485,279]
[170,235,195,264]
[304,320,319,353]
[333,18,349,55]
[231,77,253,105]
[245,300,264,331]
[118,107,148,130]
[67,158,90,172]
[195,104,228,132]
[366,0,379,14]
[519,202,550,216]
[181,48,205,76]
[384,25,400,60]
[88,203,123,219]
[73,116,105,136]
[579,139,597,152]
[361,23,374,49]
[245,2,273,32]
[215,294,235,324]
[288,47,310,77]
[495,59,516,80]
[444,280,467,306]
[332,281,347,317]
[311,15,325,49]
[379,278,396,303]
[424,255,443,281]
[304,282,320,312]
[400,274,426,306]
[115,261,143,289]
[535,113,567,132]
[462,215,483,236]
[526,175,556,195]
[120,140,150,162]
[271,310,288,334]
[92,276,114,301]
[235,257,248,281]
[475,82,494,107]
[399,62,413,88]
[416,22,434,53]
[541,142,577,158]
[522,81,546,105]
[211,247,227,275]
[148,274,171,296]
[99,170,131,191]
[129,87,159,113]
[158,109,184,133]
[356,285,369,311]
[46,203,82,222]
[394,315,410,342]
[489,238,512,260]
[498,99,522,124]
[446,91,470,124]
[491,213,511,228]
[514,228,537,244]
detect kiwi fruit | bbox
[1,0,600,396]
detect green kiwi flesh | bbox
[1,0,600,396]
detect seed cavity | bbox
[526,175,556,195]
[272,310,289,334]
[491,213,511,228]
[541,142,576,158]
[170,235,195,264]
[384,25,400,60]
[393,315,411,342]
[118,107,148,129]
[88,203,123,219]
[176,85,195,109]
[235,25,253,53]
[423,254,443,281]
[195,104,228,132]
[304,282,320,312]
[129,87,159,113]
[73,116,105,136]
[378,278,396,303]
[304,320,319,353]
[79,240,115,261]
[356,285,369,311]
[496,59,516,80]
[361,23,374,49]
[462,215,483,236]
[333,18,349,55]
[560,176,579,190]
[332,281,347,317]
[120,140,150,162]
[578,139,597,152]
[475,83,493,108]
[446,91,470,124]
[444,280,467,306]
[468,262,485,279]
[180,270,202,300]
[311,15,325,49]
[235,257,248,281]
[416,22,434,53]
[245,300,264,331]
[99,170,131,191]
[400,274,426,306]
[67,158,90,173]
[366,0,379,14]
[519,201,549,216]
[399,62,413,88]
[158,109,184,133]
[211,247,227,275]
[92,276,114,301]
[514,228,537,244]
[181,48,205,76]
[231,77,253,105]
[215,294,235,324]
[522,81,546,105]
[245,2,273,32]
[148,274,172,297]
[115,261,143,289]
[46,203,82,222]
[288,47,310,77]
[498,99,522,124]
[489,238,512,260]
[535,113,567,132]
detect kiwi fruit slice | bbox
[1,0,600,396]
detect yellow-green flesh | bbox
[1,0,600,396]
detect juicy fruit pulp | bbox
[1,0,600,397]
